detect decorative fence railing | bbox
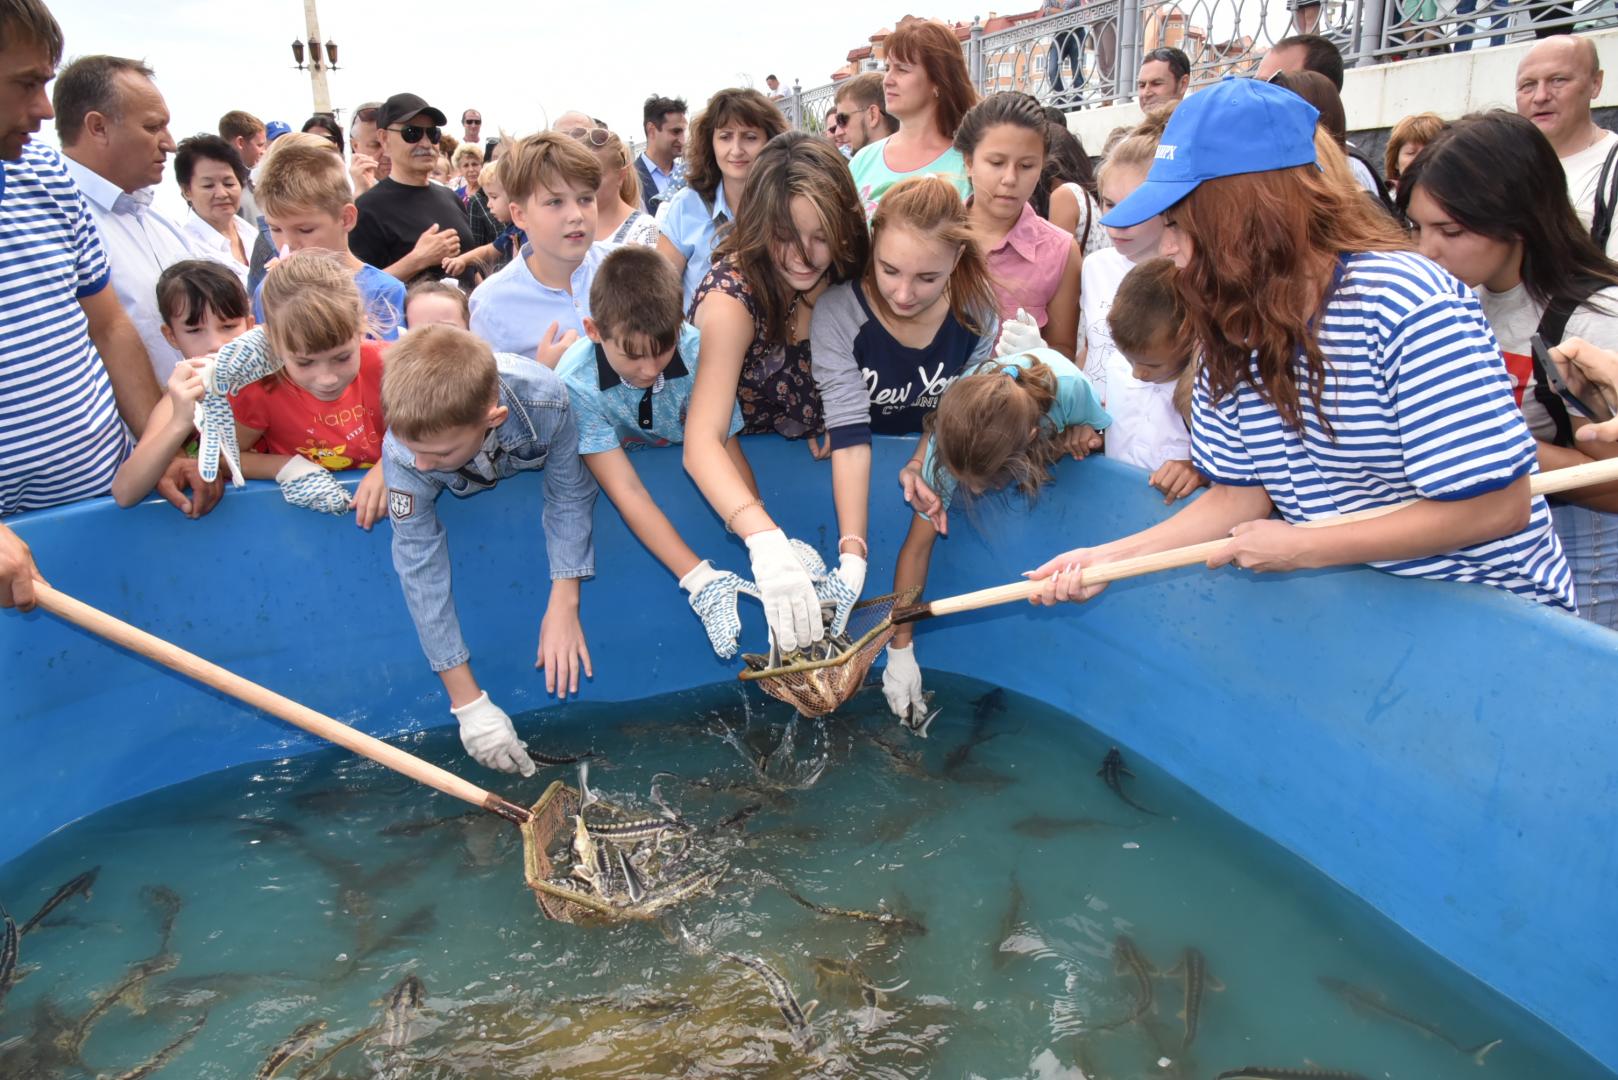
[780,0,1618,128]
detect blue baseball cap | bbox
[1101,76,1320,228]
[265,120,293,142]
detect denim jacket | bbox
[384,356,598,672]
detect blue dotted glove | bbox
[680,560,761,659]
[275,456,352,515]
[788,540,863,637]
[195,328,280,487]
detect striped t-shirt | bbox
[1191,250,1573,611]
[1,142,127,516]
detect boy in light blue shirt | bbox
[469,132,608,367]
[554,246,752,658]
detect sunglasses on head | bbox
[567,126,613,148]
[389,124,442,145]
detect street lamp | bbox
[308,38,324,67]
[290,39,305,69]
[325,40,339,68]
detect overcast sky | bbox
[46,0,992,146]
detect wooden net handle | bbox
[912,458,1618,621]
[33,583,530,825]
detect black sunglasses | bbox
[463,117,482,125]
[389,124,442,145]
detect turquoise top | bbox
[849,137,972,221]
[921,348,1111,511]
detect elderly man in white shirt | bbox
[55,55,214,381]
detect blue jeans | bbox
[1047,28,1087,93]
[1552,501,1618,630]
[1452,0,1507,50]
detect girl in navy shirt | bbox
[810,174,999,587]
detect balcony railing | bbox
[779,0,1618,128]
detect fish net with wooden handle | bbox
[737,588,919,717]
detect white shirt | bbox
[181,208,257,286]
[1103,351,1190,471]
[1078,246,1133,402]
[1559,128,1618,258]
[62,157,213,381]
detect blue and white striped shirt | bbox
[1191,250,1573,611]
[0,142,128,516]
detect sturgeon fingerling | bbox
[724,952,813,1045]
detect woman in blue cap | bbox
[1027,76,1573,612]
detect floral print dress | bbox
[690,256,824,438]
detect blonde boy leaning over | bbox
[554,246,757,658]
[254,132,407,339]
[382,326,598,776]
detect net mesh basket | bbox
[521,780,662,923]
[737,587,919,718]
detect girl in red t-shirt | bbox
[230,249,390,528]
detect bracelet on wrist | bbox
[838,534,868,558]
[724,498,765,534]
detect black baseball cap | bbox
[378,93,447,130]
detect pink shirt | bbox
[984,202,1072,327]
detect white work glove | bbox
[680,560,760,660]
[275,455,352,515]
[993,307,1047,359]
[451,692,536,776]
[820,553,866,637]
[194,328,281,487]
[744,528,824,654]
[882,643,925,720]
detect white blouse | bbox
[182,208,258,285]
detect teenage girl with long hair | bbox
[1031,78,1572,613]
[684,132,872,655]
[1401,109,1618,627]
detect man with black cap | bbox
[349,92,472,285]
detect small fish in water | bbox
[636,867,725,915]
[382,974,427,1049]
[0,907,17,1012]
[105,1011,207,1080]
[141,885,182,955]
[1011,815,1125,838]
[1098,747,1159,816]
[257,1019,327,1079]
[779,885,926,936]
[1216,1068,1370,1080]
[993,876,1025,971]
[378,811,480,837]
[616,847,646,904]
[528,745,592,767]
[725,952,814,1045]
[20,867,99,936]
[898,691,938,738]
[62,953,180,1053]
[571,815,601,891]
[1318,975,1502,1064]
[714,803,764,833]
[1100,935,1154,1029]
[1167,946,1223,1049]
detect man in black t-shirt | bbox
[349,93,473,287]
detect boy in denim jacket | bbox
[382,326,597,776]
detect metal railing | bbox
[780,0,1618,127]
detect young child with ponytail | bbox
[882,349,1109,722]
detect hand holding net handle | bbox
[894,458,1618,624]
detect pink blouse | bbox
[984,202,1072,327]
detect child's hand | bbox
[535,321,578,368]
[1149,459,1208,504]
[900,460,948,537]
[353,466,388,530]
[806,433,832,461]
[164,359,208,433]
[536,607,593,699]
[1062,423,1103,460]
[442,252,472,278]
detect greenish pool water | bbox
[0,675,1608,1079]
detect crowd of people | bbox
[5,0,1618,774]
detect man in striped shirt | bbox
[0,0,219,519]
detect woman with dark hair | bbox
[1040,121,1110,256]
[1270,70,1392,211]
[174,134,256,283]
[657,87,787,307]
[300,113,344,156]
[1030,78,1571,614]
[683,132,872,654]
[849,17,978,217]
[1400,110,1618,627]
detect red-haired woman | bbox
[1029,77,1572,613]
[849,17,979,218]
